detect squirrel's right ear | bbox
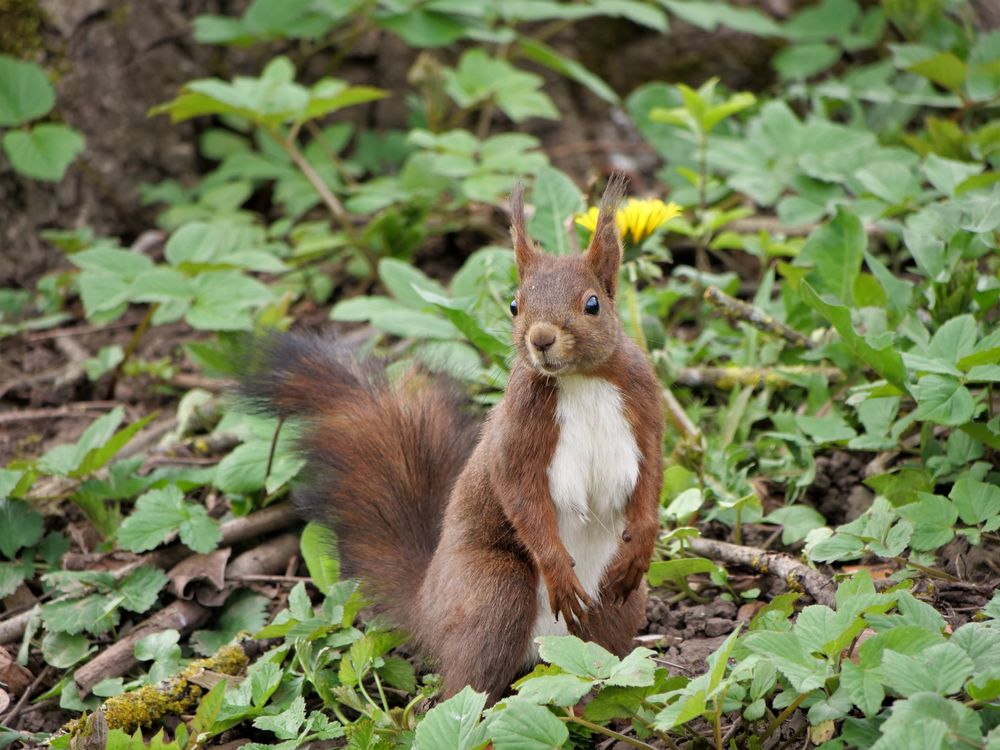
[510,182,539,275]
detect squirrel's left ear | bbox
[586,172,627,298]
[510,182,540,276]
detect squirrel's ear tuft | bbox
[510,181,539,275]
[586,171,627,298]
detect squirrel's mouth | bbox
[532,357,567,376]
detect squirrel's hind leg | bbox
[425,549,538,705]
[581,582,648,658]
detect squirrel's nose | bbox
[530,329,556,352]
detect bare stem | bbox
[564,710,659,750]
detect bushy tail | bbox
[240,332,479,632]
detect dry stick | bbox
[685,537,837,608]
[673,366,843,390]
[0,401,122,425]
[74,532,301,693]
[662,388,701,442]
[704,285,814,349]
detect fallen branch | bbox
[685,537,836,607]
[65,643,248,738]
[674,365,843,390]
[704,285,814,349]
[74,600,212,694]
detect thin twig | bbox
[0,401,121,424]
[704,286,814,348]
[674,365,842,390]
[1,665,51,727]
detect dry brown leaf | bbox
[167,547,231,599]
[0,646,34,694]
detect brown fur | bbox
[243,173,664,705]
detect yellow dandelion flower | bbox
[574,198,682,244]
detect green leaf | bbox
[116,486,184,552]
[300,522,339,594]
[179,503,220,554]
[840,660,884,717]
[911,375,976,427]
[3,124,85,181]
[117,565,167,613]
[607,647,657,687]
[0,55,54,126]
[896,493,957,551]
[0,560,32,598]
[192,679,229,738]
[414,289,510,365]
[0,499,44,558]
[214,432,306,496]
[765,505,828,545]
[528,167,583,257]
[38,407,125,476]
[908,52,967,94]
[798,208,866,306]
[646,557,718,586]
[880,643,974,697]
[537,635,617,680]
[444,49,557,123]
[379,258,448,310]
[73,412,156,478]
[254,695,306,740]
[378,10,470,48]
[801,281,907,391]
[774,43,840,81]
[41,592,121,635]
[489,699,568,750]
[413,686,488,750]
[517,39,618,105]
[115,485,214,553]
[515,670,593,706]
[41,630,94,669]
[949,477,1000,526]
[192,590,270,656]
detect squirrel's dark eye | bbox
[584,295,600,316]
[510,299,518,316]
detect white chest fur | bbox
[531,375,641,645]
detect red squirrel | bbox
[243,174,664,703]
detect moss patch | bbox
[0,0,43,58]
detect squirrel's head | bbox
[508,174,627,378]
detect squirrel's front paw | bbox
[545,566,592,633]
[605,543,650,604]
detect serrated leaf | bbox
[801,281,907,391]
[178,503,220,554]
[413,685,488,750]
[949,477,1000,526]
[0,499,44,558]
[489,699,568,750]
[528,167,584,257]
[911,375,976,426]
[117,565,168,613]
[254,695,305,740]
[537,635,617,680]
[116,486,184,551]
